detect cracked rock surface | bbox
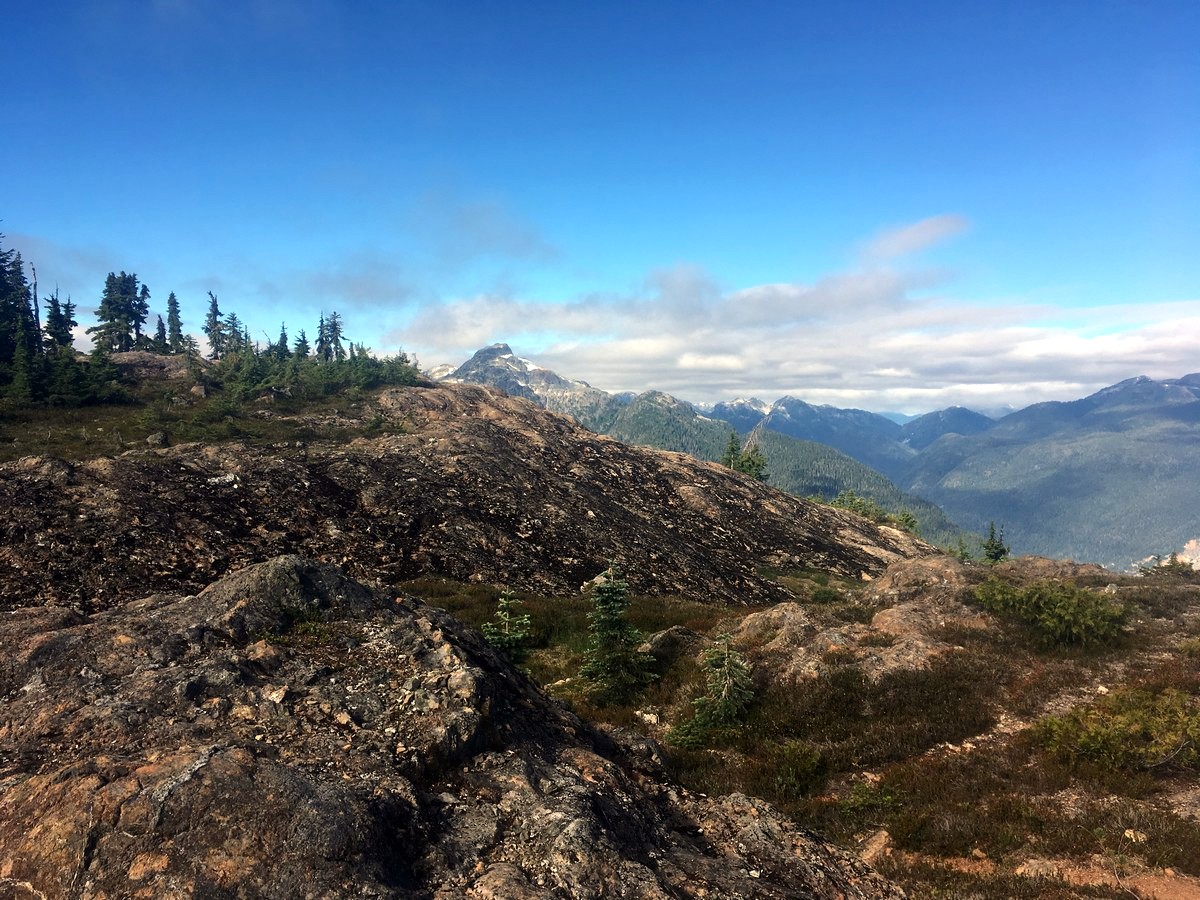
[0,383,932,612]
[0,556,903,899]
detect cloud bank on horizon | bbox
[386,213,1199,412]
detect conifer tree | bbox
[134,283,151,344]
[668,634,755,747]
[152,315,169,353]
[6,333,35,404]
[166,291,184,353]
[293,329,310,358]
[0,244,43,401]
[203,292,225,359]
[480,589,533,664]
[720,431,768,482]
[579,565,655,704]
[224,312,245,354]
[326,311,346,361]
[982,521,1009,564]
[42,290,76,351]
[274,323,290,360]
[720,431,740,467]
[314,314,328,362]
[88,272,143,352]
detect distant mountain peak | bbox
[729,397,770,413]
[436,343,623,430]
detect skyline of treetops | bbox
[0,233,419,408]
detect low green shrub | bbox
[758,740,825,801]
[840,780,903,814]
[1035,686,1200,773]
[809,586,842,604]
[972,577,1128,648]
[480,589,532,664]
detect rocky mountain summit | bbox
[437,343,623,430]
[0,382,931,612]
[0,555,904,899]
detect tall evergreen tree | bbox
[273,323,290,361]
[88,271,142,352]
[293,329,310,358]
[203,291,225,359]
[134,283,151,344]
[224,311,245,354]
[165,291,184,353]
[42,290,77,352]
[720,430,768,482]
[720,431,740,467]
[314,314,329,362]
[0,243,43,401]
[326,311,346,361]
[7,336,35,404]
[152,315,169,353]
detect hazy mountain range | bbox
[434,344,1200,569]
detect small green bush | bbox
[809,586,842,604]
[668,635,755,748]
[972,577,1128,648]
[840,780,903,814]
[1035,687,1200,773]
[767,740,826,800]
[480,589,532,664]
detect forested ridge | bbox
[0,234,420,410]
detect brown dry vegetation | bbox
[429,560,1200,899]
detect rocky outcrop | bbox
[111,350,199,381]
[0,557,904,899]
[733,556,994,682]
[0,383,933,611]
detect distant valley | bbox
[435,344,1200,569]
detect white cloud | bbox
[862,214,970,261]
[395,212,1199,413]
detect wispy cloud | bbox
[410,189,560,268]
[861,214,970,261]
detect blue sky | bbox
[3,0,1197,411]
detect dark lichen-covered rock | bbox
[0,557,904,899]
[0,383,933,612]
